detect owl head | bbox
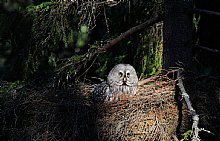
[107,64,138,95]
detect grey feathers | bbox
[92,64,138,102]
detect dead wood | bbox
[195,45,220,54]
[98,15,163,53]
[193,9,220,17]
[177,70,213,141]
[138,76,159,86]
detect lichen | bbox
[26,2,55,14]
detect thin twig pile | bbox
[95,77,185,141]
[0,76,191,141]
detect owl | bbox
[92,64,138,102]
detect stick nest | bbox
[0,77,188,141]
[95,78,181,141]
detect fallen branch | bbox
[177,70,213,141]
[193,9,220,17]
[195,45,220,53]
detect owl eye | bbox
[119,71,123,77]
[127,72,130,78]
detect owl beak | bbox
[123,77,127,83]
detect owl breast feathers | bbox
[92,64,138,102]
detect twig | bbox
[172,135,179,141]
[177,70,213,141]
[193,9,220,17]
[138,76,159,86]
[177,71,195,115]
[78,55,98,81]
[195,45,220,53]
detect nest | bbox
[95,78,185,141]
[0,77,190,141]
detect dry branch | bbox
[195,45,220,53]
[172,135,179,141]
[138,76,159,86]
[56,15,163,73]
[97,15,163,53]
[193,9,220,17]
[177,71,196,115]
[177,70,212,141]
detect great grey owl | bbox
[92,64,138,102]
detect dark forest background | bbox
[0,0,219,82]
[0,0,220,140]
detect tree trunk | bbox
[163,0,193,70]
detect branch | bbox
[177,71,196,115]
[195,45,220,53]
[138,76,159,86]
[98,15,163,53]
[177,70,213,141]
[56,16,163,74]
[193,9,220,17]
[172,135,179,141]
[57,16,162,72]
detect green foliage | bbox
[24,53,40,76]
[21,2,78,78]
[76,25,89,48]
[26,1,58,14]
[96,60,108,77]
[93,0,163,78]
[134,22,163,78]
[0,80,23,94]
[96,54,126,77]
[0,81,23,109]
[180,130,192,141]
[66,65,76,81]
[63,54,85,81]
[48,53,57,67]
[0,0,163,81]
[193,14,200,32]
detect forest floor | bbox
[0,74,220,141]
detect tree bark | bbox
[163,0,193,70]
